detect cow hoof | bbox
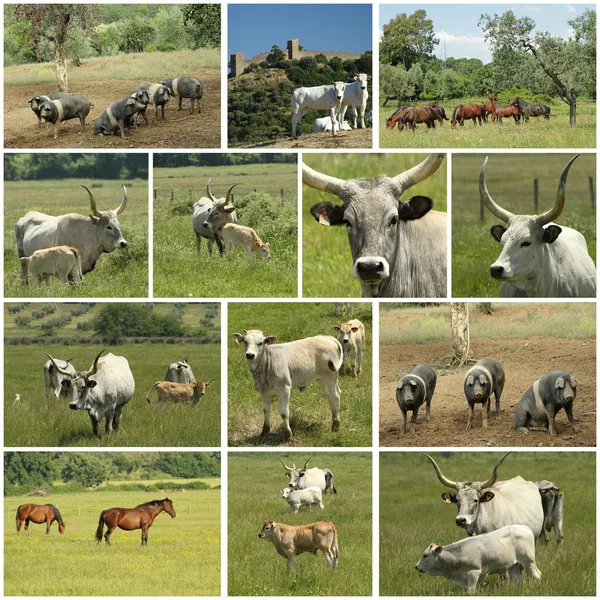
[283,430,293,442]
[260,428,270,438]
[331,419,340,432]
[518,427,530,434]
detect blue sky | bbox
[228,4,372,57]
[379,4,594,64]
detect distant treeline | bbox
[4,4,220,66]
[154,153,297,169]
[4,154,148,181]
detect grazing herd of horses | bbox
[15,499,176,546]
[386,92,551,133]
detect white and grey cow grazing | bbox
[15,185,128,281]
[165,358,196,384]
[45,350,135,437]
[464,358,505,430]
[258,519,339,571]
[536,481,564,545]
[513,370,579,436]
[221,223,271,259]
[281,486,324,513]
[312,116,352,133]
[20,245,83,287]
[334,319,365,377]
[338,73,371,129]
[280,457,337,494]
[291,81,347,138]
[424,453,544,539]
[481,155,596,297]
[43,357,75,399]
[303,154,447,298]
[232,330,343,441]
[192,179,238,255]
[416,524,541,593]
[146,379,212,407]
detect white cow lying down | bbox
[312,116,352,133]
[416,524,541,593]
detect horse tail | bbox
[146,382,161,404]
[96,511,105,542]
[451,105,459,121]
[15,506,21,532]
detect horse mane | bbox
[135,498,168,508]
[51,504,64,524]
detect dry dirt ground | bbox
[245,127,372,149]
[4,71,220,149]
[380,337,596,448]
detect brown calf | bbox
[146,379,213,407]
[258,519,339,571]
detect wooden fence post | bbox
[589,176,595,209]
[154,189,157,200]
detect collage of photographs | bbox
[1,0,597,597]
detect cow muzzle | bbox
[69,402,79,410]
[246,353,256,360]
[456,516,468,527]
[353,257,390,283]
[119,240,128,248]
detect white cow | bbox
[43,357,75,399]
[232,330,343,440]
[221,223,271,259]
[291,81,346,138]
[338,73,370,129]
[20,245,83,286]
[481,155,596,297]
[416,524,541,593]
[312,116,352,133]
[165,359,196,384]
[280,457,337,494]
[334,319,365,377]
[281,487,324,513]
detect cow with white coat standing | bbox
[232,329,343,440]
[338,73,370,129]
[281,487,324,513]
[334,319,365,377]
[291,81,346,138]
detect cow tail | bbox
[330,522,339,565]
[71,248,82,280]
[15,506,21,533]
[146,382,160,403]
[95,511,105,542]
[326,470,337,494]
[328,340,343,372]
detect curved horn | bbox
[391,153,445,192]
[303,457,311,470]
[479,452,511,489]
[535,154,579,225]
[86,349,106,377]
[115,185,128,215]
[302,163,345,196]
[207,179,217,202]
[81,185,101,217]
[205,378,215,385]
[226,184,237,205]
[279,457,293,471]
[45,353,73,377]
[423,453,457,489]
[479,157,514,223]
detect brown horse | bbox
[387,102,439,130]
[397,106,440,133]
[451,104,485,128]
[96,498,176,546]
[16,503,65,535]
[487,92,520,124]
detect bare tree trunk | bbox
[54,43,69,92]
[450,302,470,366]
[569,89,577,128]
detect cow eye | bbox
[390,215,400,226]
[520,241,531,247]
[258,342,263,347]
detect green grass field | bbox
[4,178,149,298]
[153,162,298,298]
[452,153,596,297]
[228,453,372,596]
[380,452,596,596]
[4,342,220,447]
[228,302,372,447]
[380,98,596,148]
[4,49,220,86]
[302,153,447,298]
[4,486,220,596]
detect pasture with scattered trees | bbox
[4,4,221,148]
[5,452,220,596]
[379,8,596,148]
[4,303,221,447]
[4,153,149,298]
[153,154,298,298]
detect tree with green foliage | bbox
[13,5,98,91]
[155,453,220,478]
[380,10,438,69]
[266,45,287,68]
[5,452,59,487]
[182,4,220,49]
[479,9,596,127]
[61,454,109,488]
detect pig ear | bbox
[397,381,404,390]
[398,196,433,221]
[490,225,507,243]
[127,98,136,105]
[409,379,417,387]
[569,376,577,388]
[232,333,245,344]
[555,377,565,389]
[310,202,345,226]
[480,491,495,503]
[466,375,474,385]
[478,375,486,385]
